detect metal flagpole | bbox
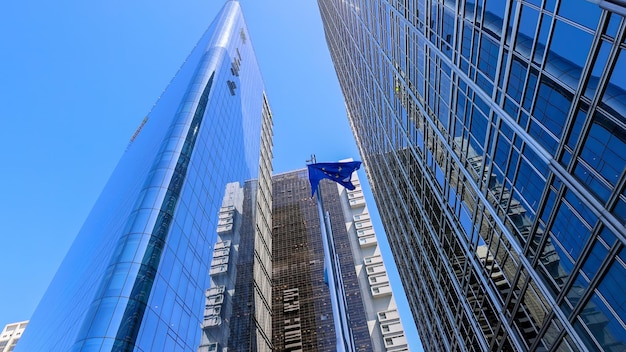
[308,155,356,352]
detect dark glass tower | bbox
[272,170,339,351]
[17,2,273,351]
[271,169,408,351]
[318,0,626,351]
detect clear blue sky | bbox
[0,1,422,350]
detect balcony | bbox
[218,209,234,218]
[363,255,383,266]
[359,235,377,248]
[206,293,224,306]
[378,309,400,322]
[371,283,392,297]
[353,212,370,222]
[213,247,230,258]
[202,316,222,328]
[217,223,233,235]
[219,205,235,213]
[214,240,231,249]
[210,255,229,267]
[354,220,373,230]
[202,342,220,352]
[206,285,225,297]
[347,190,364,199]
[349,197,366,208]
[365,264,386,276]
[204,305,222,317]
[209,264,228,275]
[380,321,404,336]
[383,334,408,350]
[368,274,389,286]
[217,207,235,234]
[356,228,375,238]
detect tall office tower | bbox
[17,1,273,351]
[272,168,408,351]
[318,0,626,351]
[0,321,28,352]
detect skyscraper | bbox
[0,321,27,352]
[272,167,408,351]
[318,0,626,351]
[17,1,273,351]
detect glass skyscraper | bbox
[17,1,273,351]
[318,0,626,351]
[272,171,340,351]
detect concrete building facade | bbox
[0,321,27,352]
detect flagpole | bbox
[309,155,356,352]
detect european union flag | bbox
[307,161,362,196]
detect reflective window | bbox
[534,15,552,65]
[539,196,593,295]
[576,113,626,202]
[557,1,600,30]
[507,57,527,103]
[575,249,626,351]
[581,237,609,279]
[515,5,540,57]
[478,35,499,83]
[592,250,626,348]
[547,20,593,87]
[531,76,572,154]
[316,1,626,350]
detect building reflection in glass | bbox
[318,0,626,350]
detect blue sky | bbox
[0,1,422,350]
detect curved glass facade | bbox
[17,2,273,351]
[318,0,626,350]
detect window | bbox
[207,285,225,295]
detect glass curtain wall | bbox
[318,0,626,351]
